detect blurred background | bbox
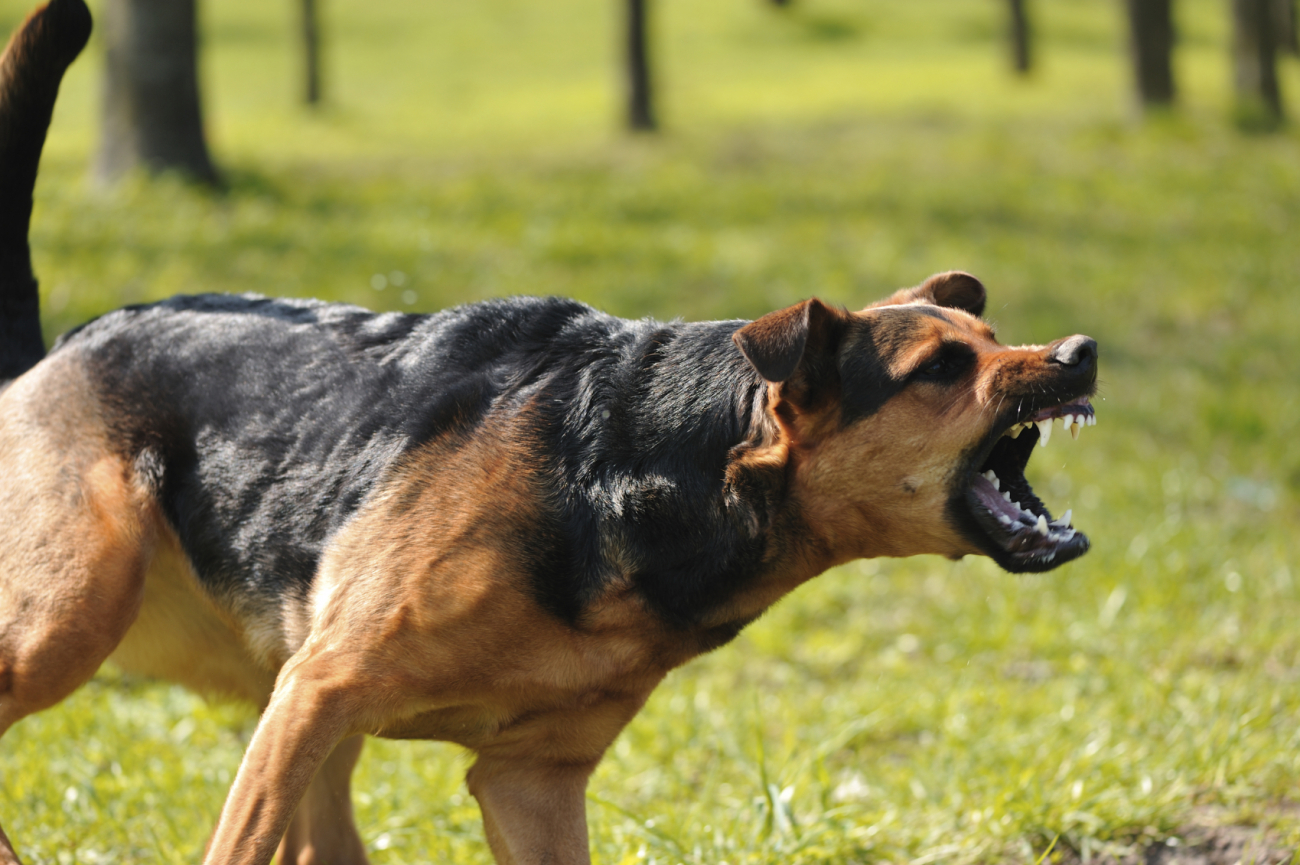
[1,0,1299,863]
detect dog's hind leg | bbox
[275,734,371,865]
[0,364,157,864]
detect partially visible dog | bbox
[0,3,1098,864]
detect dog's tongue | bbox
[971,473,1033,526]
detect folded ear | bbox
[868,271,986,317]
[732,298,847,413]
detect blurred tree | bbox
[1125,0,1176,108]
[301,0,322,106]
[1231,0,1284,125]
[624,0,655,130]
[1007,0,1032,74]
[96,0,219,185]
[1275,0,1298,53]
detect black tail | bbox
[0,0,90,381]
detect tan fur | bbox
[109,525,277,705]
[0,357,153,730]
[275,735,369,865]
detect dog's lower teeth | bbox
[1036,514,1049,535]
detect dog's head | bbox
[733,271,1097,573]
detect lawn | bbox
[1,0,1299,862]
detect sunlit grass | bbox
[1,0,1299,862]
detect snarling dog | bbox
[0,3,1099,864]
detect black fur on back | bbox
[58,294,782,633]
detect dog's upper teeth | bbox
[1063,413,1074,428]
[1037,420,1052,446]
[1036,514,1049,536]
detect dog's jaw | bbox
[959,401,1096,572]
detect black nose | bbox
[1048,334,1097,367]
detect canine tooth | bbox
[1070,421,1080,440]
[1035,514,1049,536]
[1037,420,1052,446]
[1051,509,1073,528]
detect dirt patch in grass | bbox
[1058,808,1298,865]
[1134,824,1295,865]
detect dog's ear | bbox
[868,271,986,318]
[733,298,847,413]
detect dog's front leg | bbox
[203,651,364,865]
[464,692,653,865]
[0,823,19,865]
[276,734,370,865]
[467,756,597,865]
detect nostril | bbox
[1049,335,1097,367]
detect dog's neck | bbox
[571,319,832,642]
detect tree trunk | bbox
[1125,0,1176,108]
[1008,0,1032,74]
[624,0,655,131]
[95,0,219,185]
[301,0,322,106]
[1231,0,1284,125]
[1274,0,1298,54]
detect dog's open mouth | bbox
[964,400,1096,571]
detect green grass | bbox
[2,0,1300,862]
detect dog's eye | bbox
[922,358,950,376]
[915,347,972,382]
